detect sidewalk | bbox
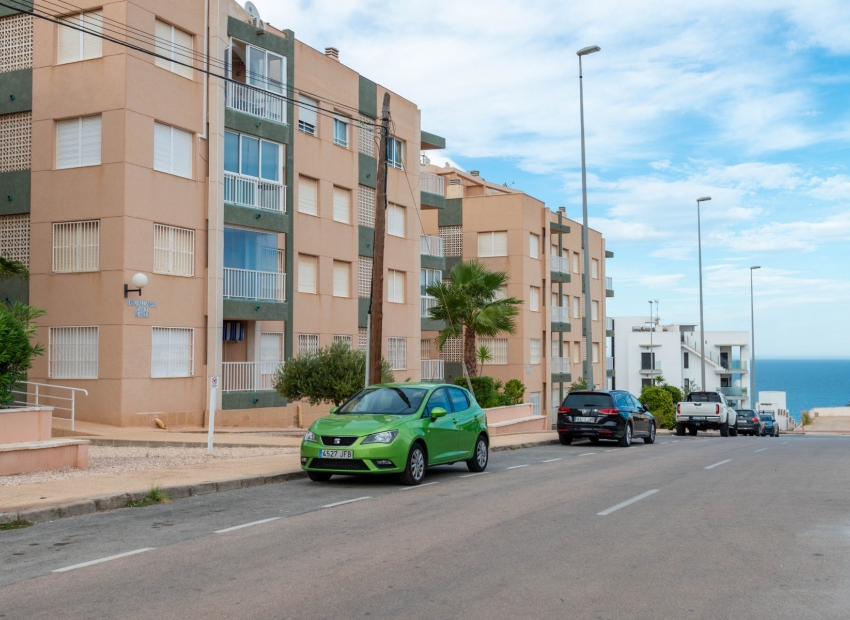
[0,430,560,524]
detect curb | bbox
[88,438,298,449]
[491,439,560,451]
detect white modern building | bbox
[610,316,751,408]
[757,391,793,430]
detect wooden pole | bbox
[368,92,391,385]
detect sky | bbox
[257,0,850,358]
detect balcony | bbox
[421,172,445,196]
[420,234,444,257]
[551,255,569,274]
[607,356,615,377]
[719,386,748,397]
[606,276,614,297]
[716,360,749,374]
[225,81,286,124]
[639,361,662,374]
[551,306,570,327]
[222,361,282,392]
[224,172,286,213]
[421,295,438,318]
[606,316,614,337]
[224,268,286,302]
[421,359,444,382]
[551,357,570,375]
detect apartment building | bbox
[610,316,751,408]
[419,163,613,425]
[0,0,443,428]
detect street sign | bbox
[210,376,219,388]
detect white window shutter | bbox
[530,286,539,312]
[81,11,103,60]
[56,118,80,168]
[298,95,317,130]
[153,121,171,172]
[57,16,80,65]
[298,177,318,215]
[332,261,349,297]
[80,116,101,166]
[154,19,171,71]
[172,127,193,178]
[298,255,317,293]
[478,232,493,257]
[333,187,350,223]
[173,26,193,78]
[530,233,539,259]
[494,231,508,256]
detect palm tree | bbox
[476,345,492,376]
[425,260,522,377]
[0,256,29,281]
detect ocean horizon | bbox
[756,359,850,421]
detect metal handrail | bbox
[9,381,89,431]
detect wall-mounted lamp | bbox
[124,273,148,298]
[254,213,261,219]
[10,94,15,101]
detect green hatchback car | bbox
[300,383,489,485]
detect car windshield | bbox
[759,415,774,421]
[337,387,429,415]
[562,393,614,408]
[736,410,756,416]
[687,392,721,403]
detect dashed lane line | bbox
[506,464,529,470]
[459,472,489,478]
[542,458,563,463]
[399,482,439,491]
[53,548,154,573]
[578,452,596,457]
[754,448,769,453]
[597,490,659,516]
[215,518,281,534]
[705,459,732,470]
[321,496,371,509]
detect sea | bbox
[756,359,850,422]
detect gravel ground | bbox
[0,445,298,487]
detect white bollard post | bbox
[207,376,219,454]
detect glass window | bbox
[240,135,259,177]
[334,117,348,148]
[247,46,265,88]
[267,54,284,94]
[223,227,278,272]
[426,388,452,416]
[224,131,239,173]
[260,140,279,181]
[387,137,404,169]
[339,387,429,416]
[562,393,614,408]
[448,387,470,412]
[420,268,441,296]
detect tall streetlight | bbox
[750,266,761,408]
[696,196,711,391]
[648,301,654,381]
[577,44,600,388]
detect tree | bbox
[426,260,522,377]
[476,345,492,376]
[683,381,700,397]
[0,256,29,281]
[568,377,588,393]
[275,340,393,407]
[0,302,45,405]
[639,385,675,429]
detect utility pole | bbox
[368,93,391,386]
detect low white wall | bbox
[811,407,850,417]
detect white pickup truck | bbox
[675,391,738,437]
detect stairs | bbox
[0,407,89,476]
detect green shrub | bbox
[568,377,588,393]
[661,384,684,406]
[455,375,499,408]
[801,411,813,426]
[639,385,675,429]
[0,302,45,406]
[503,379,525,405]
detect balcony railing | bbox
[421,295,438,318]
[551,357,570,374]
[420,172,445,196]
[551,255,569,274]
[420,234,445,257]
[640,361,662,372]
[607,316,614,331]
[224,172,286,213]
[222,361,282,392]
[606,276,613,289]
[421,359,444,381]
[226,81,286,124]
[224,268,286,302]
[719,386,748,397]
[551,306,570,324]
[607,356,614,370]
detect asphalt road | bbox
[2,434,849,619]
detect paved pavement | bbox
[2,433,848,619]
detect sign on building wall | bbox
[127,299,157,318]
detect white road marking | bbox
[578,452,596,457]
[671,440,680,443]
[781,441,789,445]
[543,458,563,463]
[705,459,732,470]
[399,482,439,491]
[215,517,281,534]
[506,464,529,469]
[754,448,768,453]
[598,490,659,516]
[321,496,371,509]
[459,472,489,478]
[53,548,154,573]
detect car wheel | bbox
[730,425,738,437]
[675,423,686,436]
[688,427,697,436]
[589,437,601,444]
[307,471,332,482]
[399,443,426,486]
[720,422,729,437]
[467,434,489,472]
[618,423,633,447]
[558,434,573,445]
[644,421,656,444]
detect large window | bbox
[298,334,319,355]
[388,269,405,303]
[420,268,442,296]
[261,332,285,362]
[478,338,508,365]
[56,116,101,169]
[298,176,318,216]
[388,204,405,237]
[154,19,193,79]
[224,227,279,272]
[478,231,508,257]
[591,258,599,279]
[387,137,404,169]
[530,339,541,365]
[572,296,580,319]
[154,122,192,178]
[224,131,281,182]
[529,233,539,259]
[530,286,540,312]
[298,254,318,294]
[388,337,406,370]
[53,220,99,272]
[333,115,349,148]
[154,224,194,277]
[151,327,194,378]
[333,186,351,224]
[332,260,350,297]
[592,300,599,321]
[49,326,98,379]
[57,11,102,64]
[226,40,286,123]
[298,95,318,135]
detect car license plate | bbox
[574,416,596,423]
[318,450,353,459]
[691,416,704,421]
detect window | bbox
[388,204,405,237]
[420,339,431,360]
[49,326,98,379]
[245,45,284,94]
[298,176,318,216]
[298,334,319,355]
[53,220,99,272]
[572,252,580,274]
[56,116,101,169]
[478,338,508,364]
[593,343,599,363]
[387,137,404,169]
[223,131,282,182]
[552,388,561,411]
[448,387,470,411]
[223,227,279,274]
[57,11,102,64]
[530,286,540,312]
[261,332,285,362]
[572,296,580,319]
[387,337,406,370]
[642,378,652,388]
[333,334,352,348]
[333,115,349,148]
[298,95,317,135]
[530,339,541,364]
[641,352,656,370]
[478,231,508,257]
[420,268,442,296]
[333,186,351,224]
[573,341,580,364]
[298,255,317,294]
[153,224,194,276]
[684,378,690,390]
[358,185,375,227]
[529,233,539,259]
[564,341,570,361]
[388,269,405,303]
[530,392,541,416]
[592,300,599,321]
[154,19,193,79]
[358,256,372,297]
[154,122,192,178]
[684,352,689,369]
[591,258,599,279]
[151,327,194,378]
[494,287,507,301]
[332,260,350,297]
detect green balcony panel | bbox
[421,191,445,210]
[223,299,289,322]
[420,130,446,150]
[0,170,30,215]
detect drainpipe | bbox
[200,0,209,139]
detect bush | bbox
[0,302,45,406]
[503,379,525,405]
[455,375,498,408]
[639,385,675,430]
[568,377,588,393]
[801,410,813,426]
[661,384,684,406]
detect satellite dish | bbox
[244,1,264,28]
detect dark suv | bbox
[557,390,656,448]
[760,413,779,437]
[735,409,764,436]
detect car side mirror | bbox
[329,406,339,414]
[430,407,448,419]
[642,404,649,412]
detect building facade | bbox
[610,316,751,408]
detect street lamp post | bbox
[577,44,600,388]
[696,197,711,391]
[648,300,654,381]
[750,266,761,409]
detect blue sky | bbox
[259,0,850,358]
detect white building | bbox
[757,391,793,430]
[610,316,751,408]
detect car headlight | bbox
[303,430,318,443]
[362,430,399,444]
